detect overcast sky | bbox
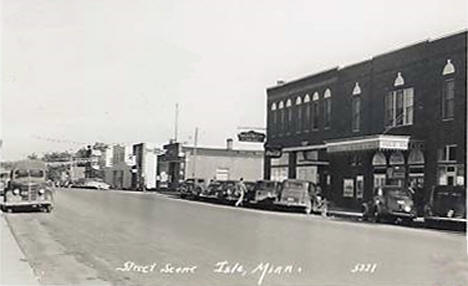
[1,0,467,160]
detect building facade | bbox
[158,139,264,189]
[265,31,466,211]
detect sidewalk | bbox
[327,207,363,219]
[0,212,40,286]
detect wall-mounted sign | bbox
[238,130,266,143]
[265,145,282,158]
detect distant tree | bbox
[27,153,39,160]
[92,142,108,152]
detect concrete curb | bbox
[0,212,41,286]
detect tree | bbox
[27,153,39,160]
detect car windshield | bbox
[386,189,410,197]
[283,181,307,190]
[30,169,45,178]
[14,170,29,179]
[256,181,276,189]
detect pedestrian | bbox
[235,178,247,207]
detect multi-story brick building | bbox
[265,31,466,211]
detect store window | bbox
[351,95,361,132]
[385,85,414,128]
[312,92,319,130]
[323,89,331,129]
[442,79,455,120]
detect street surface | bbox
[4,188,468,286]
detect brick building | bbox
[265,31,466,211]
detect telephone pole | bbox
[174,103,179,142]
[192,127,199,177]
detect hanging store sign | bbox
[238,130,266,143]
[265,145,282,158]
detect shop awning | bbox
[325,135,410,153]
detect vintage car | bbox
[274,179,317,214]
[179,178,206,199]
[424,185,466,227]
[1,160,54,213]
[199,180,224,200]
[219,180,256,204]
[362,185,416,223]
[71,178,110,190]
[246,180,281,207]
[0,169,9,196]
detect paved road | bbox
[4,189,468,286]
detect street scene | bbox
[1,1,467,286]
[2,188,467,286]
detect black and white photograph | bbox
[0,1,467,285]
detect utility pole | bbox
[174,103,179,142]
[192,127,198,177]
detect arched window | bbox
[286,99,292,133]
[303,94,310,131]
[408,149,424,164]
[389,151,405,165]
[352,82,361,95]
[278,101,284,134]
[296,96,302,132]
[394,72,405,87]
[372,151,387,166]
[271,102,277,111]
[323,89,331,128]
[442,59,455,75]
[270,102,277,135]
[311,92,319,130]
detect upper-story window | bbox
[278,101,284,135]
[438,144,457,162]
[351,83,361,132]
[323,89,331,129]
[385,73,413,128]
[286,99,292,134]
[442,59,456,120]
[311,92,319,130]
[295,96,302,133]
[270,102,277,135]
[303,94,310,132]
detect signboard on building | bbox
[265,145,282,158]
[238,130,265,143]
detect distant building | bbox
[132,143,160,190]
[158,139,264,189]
[103,144,133,189]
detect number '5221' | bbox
[350,263,377,273]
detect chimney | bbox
[276,79,285,85]
[226,138,233,150]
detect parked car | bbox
[199,180,224,200]
[179,178,206,199]
[274,179,317,214]
[71,178,110,190]
[1,160,54,213]
[362,185,416,223]
[246,180,281,207]
[0,169,9,196]
[424,185,466,228]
